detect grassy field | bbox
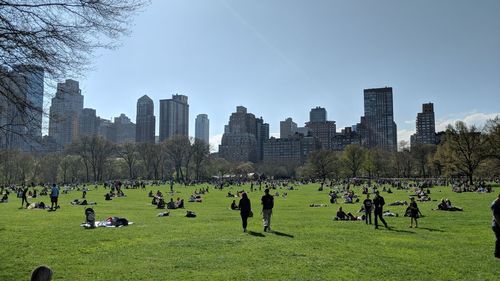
[0,183,499,281]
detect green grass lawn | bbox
[1,183,499,281]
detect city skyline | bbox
[40,0,499,150]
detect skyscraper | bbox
[362,87,397,151]
[159,94,189,142]
[195,114,209,144]
[310,107,327,123]
[113,114,136,144]
[0,65,44,151]
[280,117,298,138]
[79,108,98,137]
[411,103,436,148]
[305,107,336,149]
[219,106,269,163]
[136,95,155,143]
[48,79,84,148]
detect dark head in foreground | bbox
[31,265,53,281]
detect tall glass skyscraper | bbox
[362,87,397,151]
[136,95,156,143]
[159,94,189,142]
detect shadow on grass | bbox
[418,227,445,232]
[270,230,294,238]
[385,227,416,234]
[248,231,265,237]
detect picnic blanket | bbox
[80,220,134,228]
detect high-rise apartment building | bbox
[361,87,397,151]
[48,79,84,148]
[113,114,136,144]
[136,95,155,143]
[305,107,336,149]
[195,114,209,144]
[411,103,436,148]
[280,117,298,138]
[159,94,189,142]
[310,107,327,123]
[0,65,44,151]
[219,106,269,163]
[79,108,98,137]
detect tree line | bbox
[0,118,498,185]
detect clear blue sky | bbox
[64,0,500,150]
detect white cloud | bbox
[270,132,280,138]
[436,112,500,131]
[209,134,223,153]
[398,129,415,143]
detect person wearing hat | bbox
[373,190,388,229]
[491,193,500,259]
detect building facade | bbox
[331,127,362,151]
[411,103,436,148]
[310,106,327,123]
[0,65,44,151]
[113,114,136,144]
[362,87,397,151]
[280,117,298,139]
[79,108,98,137]
[195,114,209,144]
[159,94,189,142]
[48,79,84,148]
[136,95,155,143]
[263,134,320,165]
[219,106,269,163]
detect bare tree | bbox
[164,135,191,183]
[441,121,488,185]
[192,139,210,180]
[117,142,138,179]
[342,144,365,178]
[0,0,148,141]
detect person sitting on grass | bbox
[176,197,184,208]
[157,198,166,209]
[148,190,154,197]
[335,207,348,220]
[231,200,239,210]
[436,199,463,211]
[167,198,177,209]
[104,193,112,201]
[0,193,8,203]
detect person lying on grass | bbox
[0,193,8,203]
[70,199,97,206]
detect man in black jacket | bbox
[492,193,500,259]
[261,189,274,232]
[373,191,388,229]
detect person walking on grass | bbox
[239,192,251,232]
[363,194,373,225]
[373,191,388,229]
[261,188,274,232]
[409,197,421,228]
[50,183,59,211]
[21,186,29,208]
[491,193,500,260]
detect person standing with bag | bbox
[238,192,251,232]
[261,188,274,232]
[491,193,500,260]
